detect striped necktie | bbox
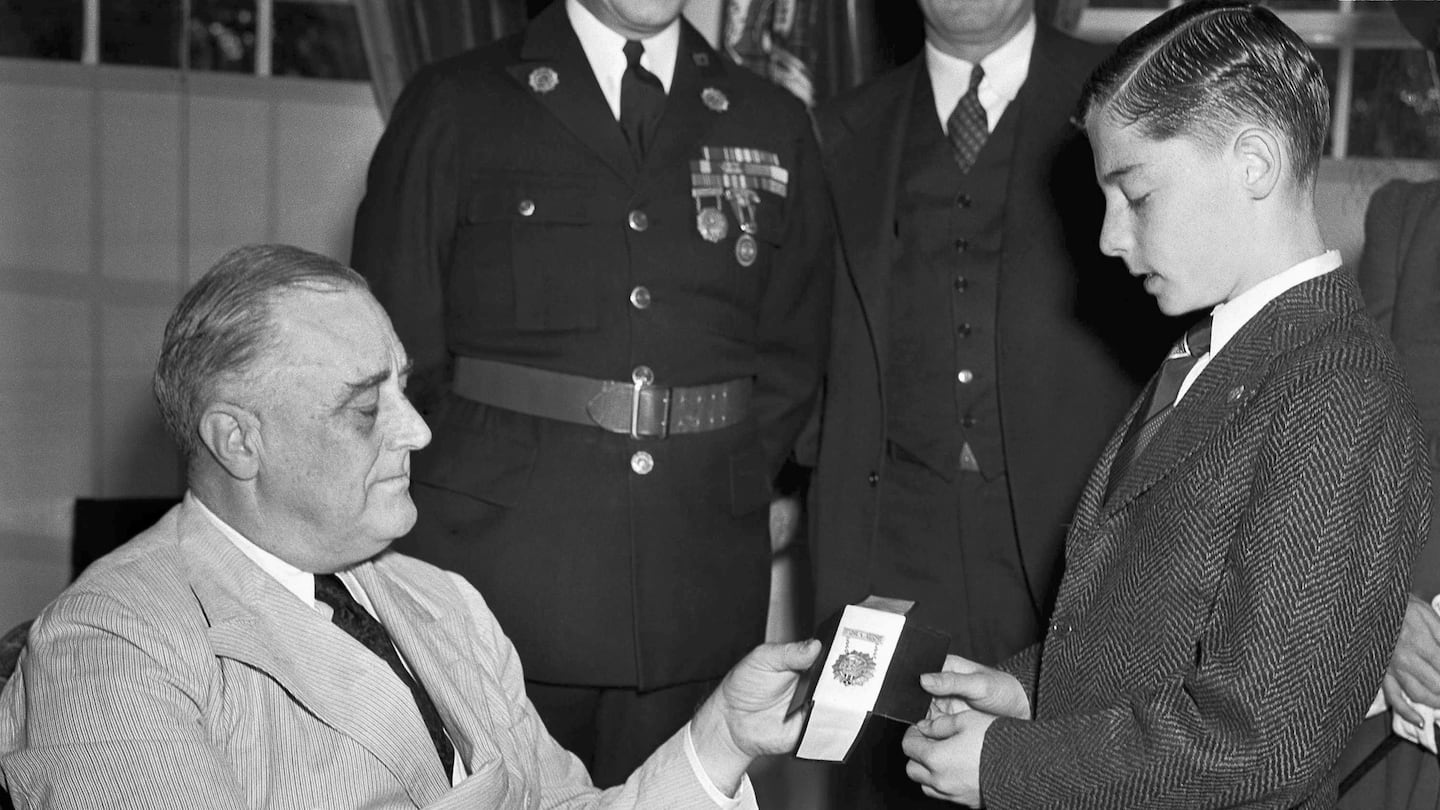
[946,65,987,173]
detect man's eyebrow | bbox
[337,360,413,405]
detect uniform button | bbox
[631,451,654,475]
[866,471,879,487]
[957,322,972,337]
[957,369,975,384]
[517,199,535,217]
[954,238,969,253]
[956,193,972,208]
[953,276,968,292]
[962,414,977,428]
[632,365,654,386]
[629,285,652,309]
[627,210,649,232]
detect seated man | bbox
[0,244,819,809]
[901,1,1432,807]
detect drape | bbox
[354,0,527,119]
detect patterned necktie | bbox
[314,574,455,774]
[1107,315,1214,496]
[620,39,666,164]
[946,64,987,173]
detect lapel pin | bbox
[701,87,729,113]
[528,66,559,94]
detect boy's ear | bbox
[1232,127,1283,200]
[199,403,262,481]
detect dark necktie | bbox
[620,39,666,164]
[314,574,454,775]
[1107,315,1214,495]
[946,65,987,173]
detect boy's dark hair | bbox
[1078,0,1329,187]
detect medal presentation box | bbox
[788,597,950,762]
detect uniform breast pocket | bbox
[453,174,617,332]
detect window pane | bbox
[273,0,369,80]
[1348,48,1440,159]
[0,0,82,61]
[101,0,182,68]
[189,0,256,73]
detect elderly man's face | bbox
[252,286,431,572]
[919,0,1034,60]
[579,0,688,39]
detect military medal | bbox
[831,629,882,687]
[727,187,761,267]
[693,188,728,242]
[701,87,729,113]
[528,66,559,94]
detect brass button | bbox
[957,369,975,384]
[517,199,535,217]
[631,451,654,475]
[630,286,652,309]
[627,210,649,232]
[632,365,654,386]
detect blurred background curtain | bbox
[354,0,528,119]
[721,0,1089,108]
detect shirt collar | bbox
[1208,250,1342,357]
[188,491,317,608]
[926,14,1035,131]
[566,0,681,94]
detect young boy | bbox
[900,2,1433,807]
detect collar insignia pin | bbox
[528,66,559,94]
[701,87,729,113]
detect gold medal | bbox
[735,233,758,266]
[697,207,728,243]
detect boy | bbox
[901,2,1432,807]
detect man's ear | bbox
[198,404,261,481]
[1232,126,1284,200]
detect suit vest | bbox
[885,74,1020,480]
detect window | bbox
[0,0,83,61]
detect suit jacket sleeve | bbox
[750,111,834,478]
[350,68,461,414]
[980,364,1431,809]
[441,573,751,810]
[0,591,251,809]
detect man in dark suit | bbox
[809,0,1172,803]
[904,3,1431,806]
[349,0,832,787]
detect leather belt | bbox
[451,357,751,439]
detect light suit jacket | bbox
[981,270,1431,809]
[0,500,724,808]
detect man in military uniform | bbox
[350,0,832,787]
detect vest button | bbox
[517,199,536,217]
[962,414,977,428]
[627,210,649,232]
[953,276,968,292]
[630,286,652,309]
[954,238,969,253]
[955,193,972,208]
[957,322,972,337]
[957,369,975,384]
[631,451,655,475]
[866,471,879,487]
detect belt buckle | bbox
[630,371,671,439]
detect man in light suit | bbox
[0,244,820,809]
[901,3,1431,806]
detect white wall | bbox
[0,58,384,633]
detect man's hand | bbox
[921,655,1031,721]
[691,639,822,794]
[1383,595,1440,726]
[902,708,997,806]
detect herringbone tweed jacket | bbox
[980,269,1431,809]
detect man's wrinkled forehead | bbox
[266,287,405,388]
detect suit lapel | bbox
[506,2,636,184]
[827,61,922,374]
[641,23,732,178]
[179,508,450,807]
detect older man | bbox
[0,245,818,809]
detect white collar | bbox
[566,0,681,119]
[926,15,1035,133]
[1208,250,1343,357]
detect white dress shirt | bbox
[567,0,681,121]
[1175,250,1343,405]
[926,15,1036,134]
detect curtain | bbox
[354,0,528,119]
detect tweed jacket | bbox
[977,269,1431,808]
[0,499,730,809]
[808,24,1177,637]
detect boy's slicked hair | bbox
[1078,0,1329,186]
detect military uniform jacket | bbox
[808,26,1175,632]
[981,270,1431,809]
[350,3,832,689]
